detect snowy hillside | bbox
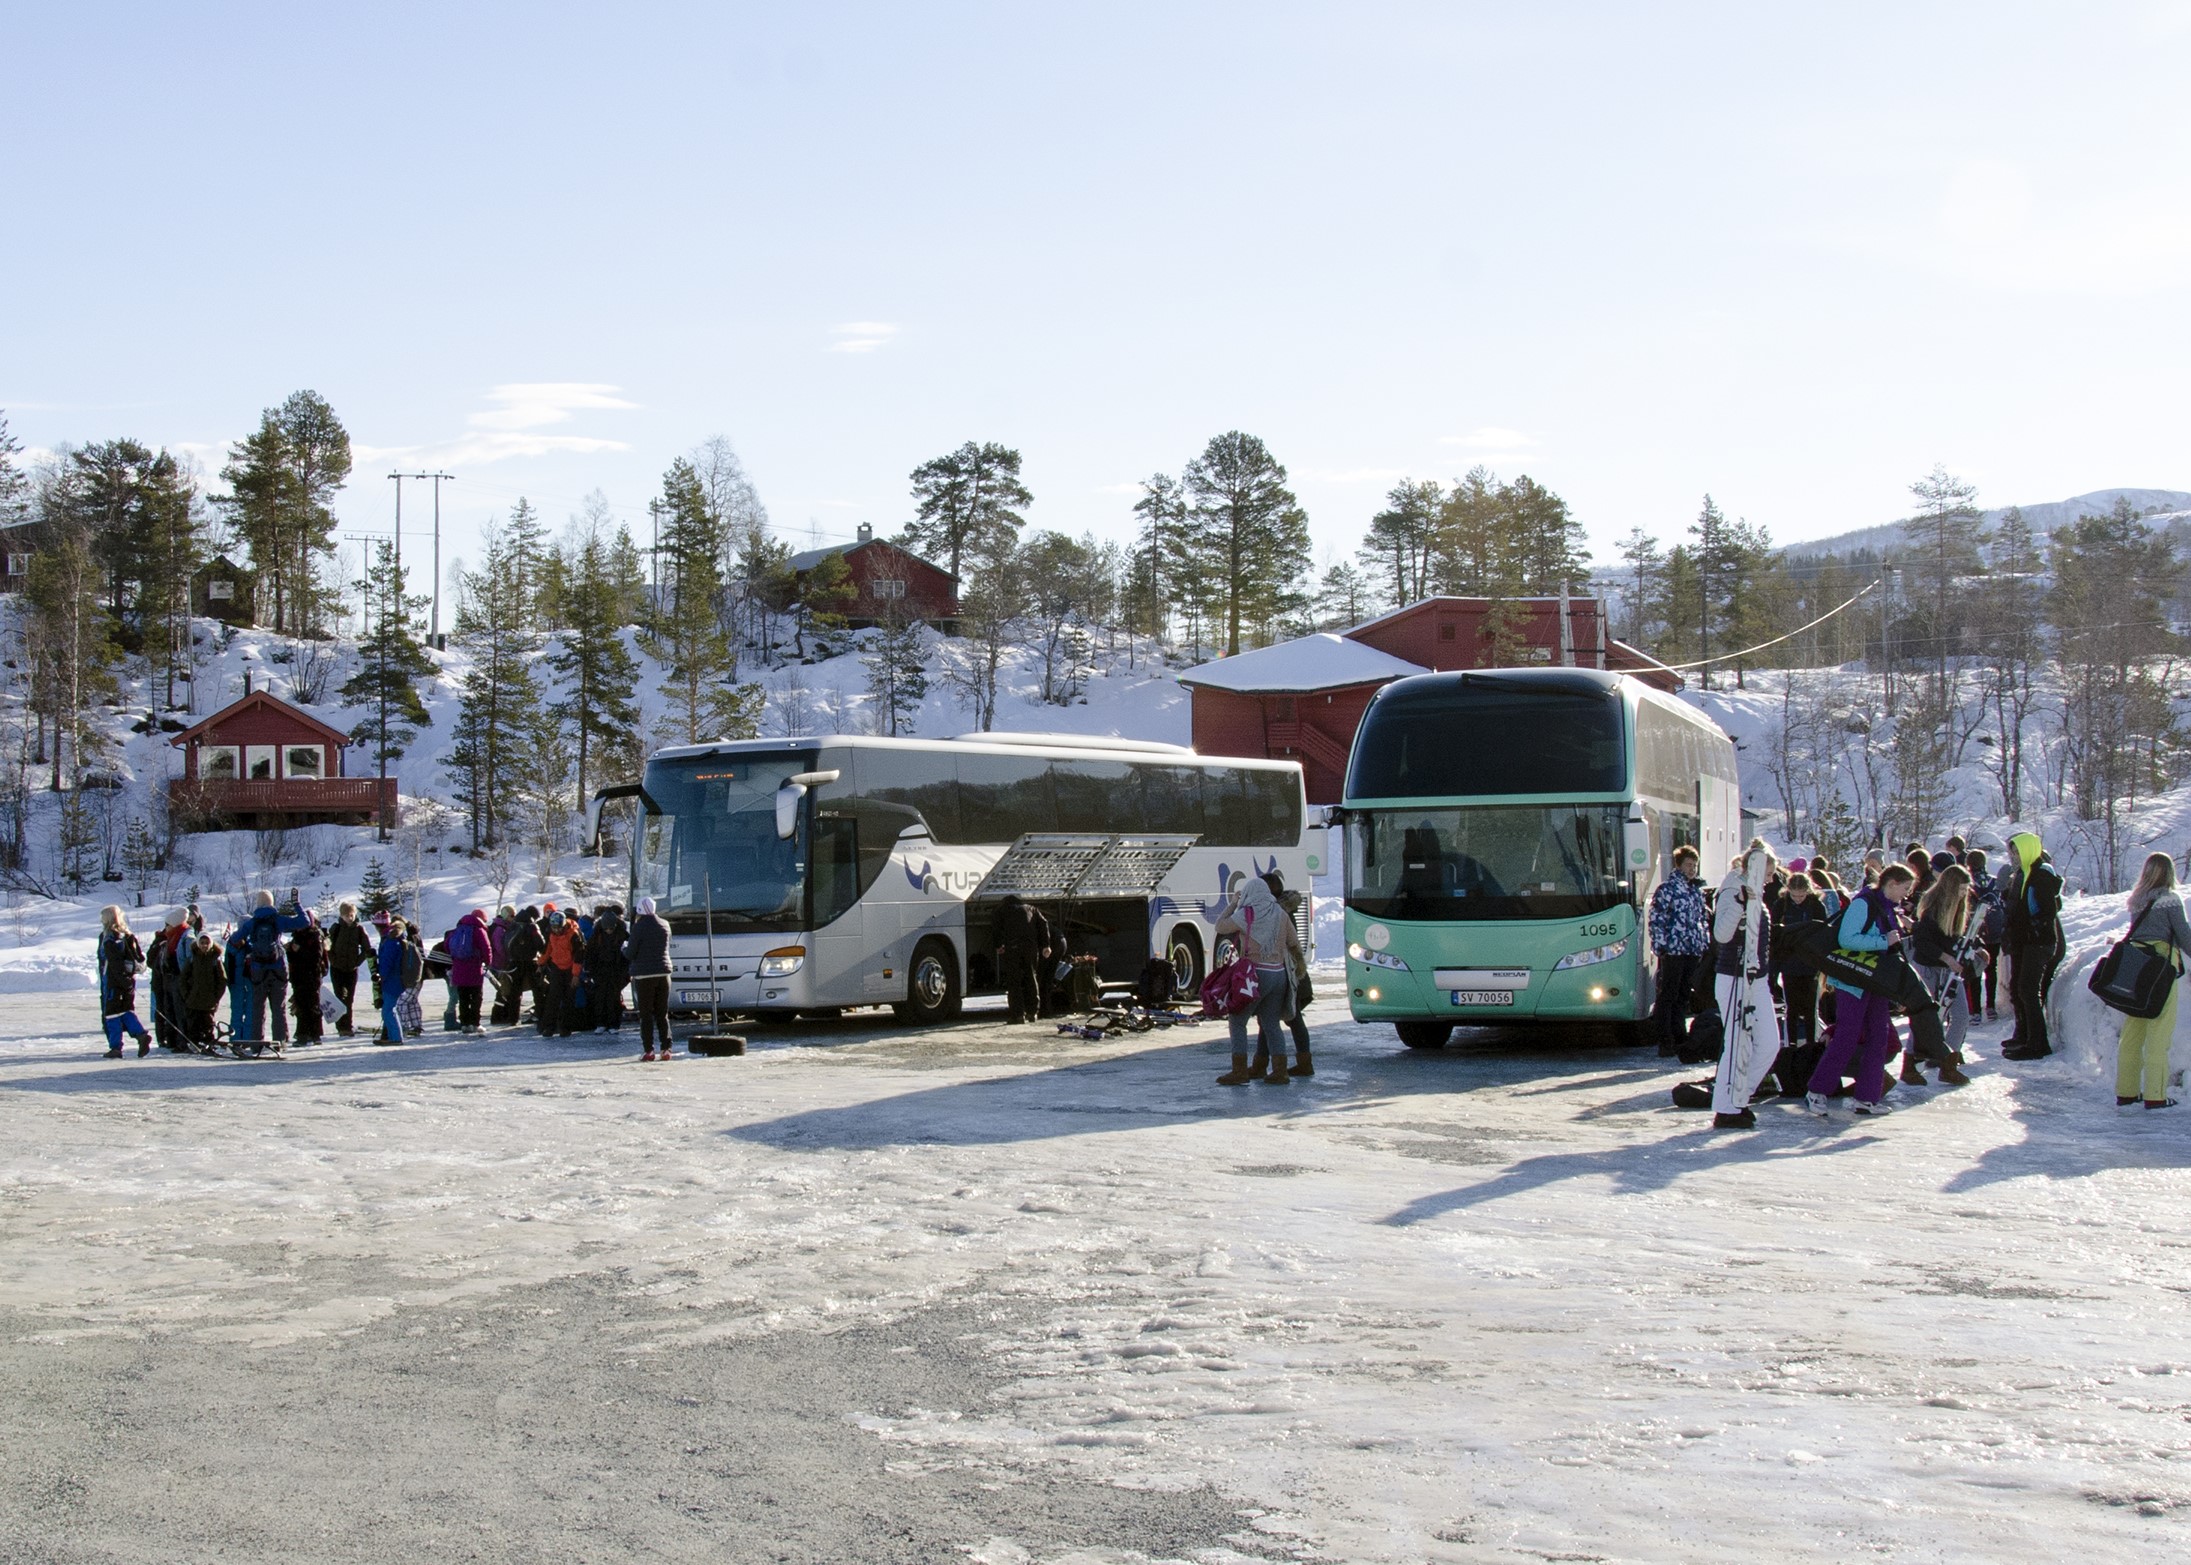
[1779,487,2191,561]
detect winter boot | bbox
[1264,1053,1290,1085]
[1937,1053,1971,1087]
[1899,1058,1927,1087]
[1216,1054,1256,1086]
[1249,1047,1270,1080]
[1291,1044,1314,1078]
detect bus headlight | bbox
[1553,937,1629,971]
[1348,943,1411,972]
[759,946,807,978]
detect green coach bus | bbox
[1337,667,1741,1049]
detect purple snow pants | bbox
[1806,987,1897,1104]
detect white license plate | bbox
[679,989,721,1005]
[1450,990,1516,1007]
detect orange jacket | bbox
[545,924,583,974]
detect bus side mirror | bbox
[1623,815,1652,904]
[775,784,805,841]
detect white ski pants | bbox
[1712,970,1783,1116]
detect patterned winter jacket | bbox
[1648,872,1710,958]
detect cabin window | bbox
[246,745,277,780]
[868,578,906,600]
[207,580,234,601]
[4,554,28,578]
[284,745,323,779]
[201,746,240,780]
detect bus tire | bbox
[903,938,962,1025]
[1167,927,1205,996]
[1396,1021,1452,1050]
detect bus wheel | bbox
[1167,927,1205,996]
[903,938,962,1025]
[1396,1021,1452,1050]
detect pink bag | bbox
[1200,956,1260,1019]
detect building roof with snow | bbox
[1175,633,1424,695]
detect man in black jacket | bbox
[326,902,372,1037]
[587,904,630,1032]
[993,895,1052,1024]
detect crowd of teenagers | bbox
[1647,826,2184,1126]
[93,894,685,1060]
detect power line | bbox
[1658,577,1884,672]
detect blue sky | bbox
[6,2,2190,602]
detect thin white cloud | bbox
[827,321,899,354]
[1093,481,1146,495]
[356,383,638,469]
[1441,426,1538,452]
[470,382,638,432]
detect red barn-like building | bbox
[1180,596,1679,804]
[788,525,960,628]
[169,687,397,828]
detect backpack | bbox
[449,921,482,964]
[401,941,424,990]
[2023,861,2063,940]
[1135,957,1174,1008]
[245,915,284,985]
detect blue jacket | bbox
[1648,873,1709,957]
[377,931,406,991]
[1828,887,1900,996]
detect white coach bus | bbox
[586,734,1316,1023]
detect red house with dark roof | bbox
[1179,595,1680,804]
[169,687,397,828]
[787,524,960,628]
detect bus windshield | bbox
[1348,677,1625,798]
[1347,804,1627,921]
[636,754,816,932]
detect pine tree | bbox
[1615,527,1664,646]
[502,496,551,625]
[356,856,398,916]
[1687,495,1729,689]
[1315,560,1375,630]
[863,616,929,735]
[216,391,351,636]
[1902,465,1982,698]
[340,541,434,842]
[905,441,1031,581]
[446,518,543,851]
[1181,431,1310,656]
[1363,479,1444,607]
[641,459,759,744]
[1501,475,1591,593]
[1129,473,1186,644]
[23,526,119,793]
[0,411,29,526]
[1435,467,1509,594]
[790,551,854,659]
[550,524,643,813]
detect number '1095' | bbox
[1579,921,1620,938]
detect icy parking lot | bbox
[3,988,2189,1564]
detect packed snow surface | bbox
[3,959,2188,1561]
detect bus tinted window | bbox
[860,747,962,840]
[1053,758,1136,832]
[1241,769,1301,846]
[957,753,1057,839]
[1349,683,1624,798]
[1138,766,1205,836]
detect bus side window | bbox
[958,753,1057,840]
[1138,766,1205,836]
[810,812,861,928]
[1203,770,1251,845]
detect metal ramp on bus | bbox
[970,834,1200,901]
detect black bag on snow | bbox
[1135,957,1174,1007]
[1670,1080,1714,1110]
[1679,1008,1724,1064]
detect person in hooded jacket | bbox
[625,896,673,1060]
[587,903,630,1032]
[287,913,327,1046]
[1213,871,1302,1086]
[326,902,373,1036]
[224,924,253,1042]
[146,909,190,1051]
[96,906,155,1058]
[1771,866,1829,1053]
[2113,852,2191,1111]
[373,915,408,1044]
[182,932,226,1049]
[539,909,584,1037]
[240,890,310,1050]
[444,907,492,1034]
[2001,830,2066,1060]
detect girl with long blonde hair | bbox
[2116,853,2191,1110]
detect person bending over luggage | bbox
[1804,865,1916,1117]
[993,895,1052,1025]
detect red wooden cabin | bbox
[169,688,397,828]
[787,524,960,628]
[1180,596,1680,804]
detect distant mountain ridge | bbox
[1780,488,2191,561]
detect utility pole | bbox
[389,470,454,640]
[387,473,408,575]
[648,498,666,626]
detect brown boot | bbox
[1249,1047,1270,1080]
[1937,1052,1971,1087]
[1265,1053,1290,1084]
[1290,1045,1313,1077]
[1900,1058,1927,1087]
[1216,1054,1255,1086]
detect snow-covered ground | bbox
[4,975,2189,1561]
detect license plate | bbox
[1450,990,1516,1007]
[679,989,720,1005]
